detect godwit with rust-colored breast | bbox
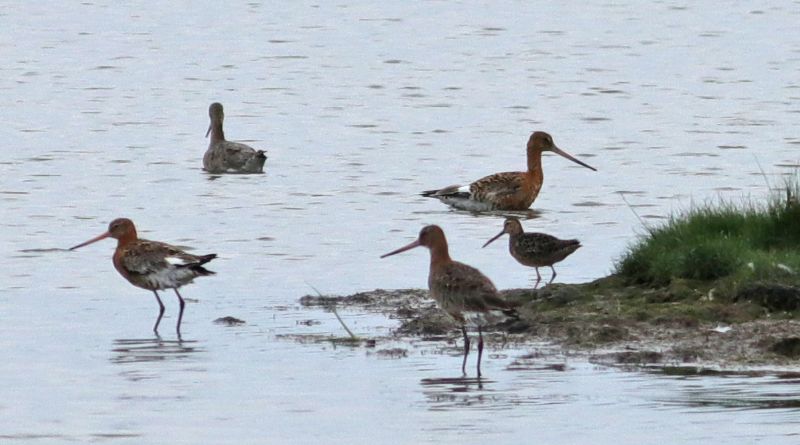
[203,102,267,174]
[422,131,596,211]
[70,218,216,335]
[381,225,516,377]
[483,217,581,288]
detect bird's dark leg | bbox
[174,289,186,335]
[549,265,557,284]
[477,325,484,378]
[461,325,470,376]
[152,291,165,333]
[534,267,542,289]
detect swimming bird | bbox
[422,131,596,211]
[203,102,267,174]
[483,217,581,288]
[69,218,216,335]
[381,225,516,377]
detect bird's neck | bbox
[115,231,138,249]
[209,121,226,144]
[429,241,452,268]
[527,148,543,174]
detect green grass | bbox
[616,180,800,289]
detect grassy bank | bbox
[505,180,800,361]
[615,181,800,301]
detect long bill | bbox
[69,231,111,250]
[551,146,597,171]
[482,230,506,248]
[205,124,212,138]
[380,239,421,258]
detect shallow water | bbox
[2,1,800,443]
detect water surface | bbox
[2,1,800,443]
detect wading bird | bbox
[483,217,581,288]
[381,225,516,377]
[70,218,216,335]
[422,131,595,211]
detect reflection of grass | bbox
[616,179,800,290]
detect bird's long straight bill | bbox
[69,231,111,250]
[482,230,506,248]
[552,146,597,171]
[380,239,421,258]
[205,124,212,138]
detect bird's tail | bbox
[189,253,217,276]
[421,184,462,197]
[197,253,217,265]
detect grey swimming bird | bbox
[203,102,267,174]
[483,217,581,288]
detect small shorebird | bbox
[203,102,267,174]
[483,217,581,288]
[422,131,596,211]
[70,218,216,335]
[381,225,516,377]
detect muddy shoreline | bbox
[300,276,800,372]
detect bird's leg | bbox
[549,265,557,284]
[174,289,186,335]
[477,326,484,378]
[152,291,165,333]
[461,325,470,376]
[533,267,542,289]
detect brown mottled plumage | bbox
[483,217,581,288]
[203,102,267,174]
[381,225,515,377]
[70,218,216,335]
[422,131,596,211]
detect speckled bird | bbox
[203,102,267,174]
[483,217,581,288]
[381,225,516,377]
[70,218,216,335]
[422,131,595,211]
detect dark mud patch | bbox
[276,333,377,348]
[769,337,800,358]
[301,276,800,370]
[214,316,246,326]
[736,283,800,311]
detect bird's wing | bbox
[436,262,506,311]
[219,141,259,170]
[120,240,200,274]
[469,172,524,202]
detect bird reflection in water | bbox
[420,376,496,410]
[110,337,202,366]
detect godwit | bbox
[381,225,516,377]
[483,217,581,288]
[422,131,596,211]
[203,102,267,174]
[70,218,216,335]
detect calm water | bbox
[2,1,800,443]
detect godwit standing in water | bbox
[422,131,596,211]
[483,217,581,288]
[70,218,216,335]
[203,102,267,174]
[381,225,516,377]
